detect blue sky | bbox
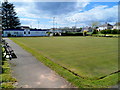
[7,0,119,29]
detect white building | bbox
[2,29,49,37]
[30,29,48,36]
[112,23,120,30]
[97,23,113,31]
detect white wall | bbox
[97,27,107,31]
[29,31,48,36]
[112,26,120,30]
[3,30,49,37]
[3,31,24,37]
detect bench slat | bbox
[2,39,17,60]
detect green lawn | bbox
[10,36,119,87]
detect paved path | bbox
[4,38,72,88]
[112,83,120,88]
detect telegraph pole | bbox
[75,21,77,32]
[53,17,55,30]
[38,21,39,29]
[56,22,57,30]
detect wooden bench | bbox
[2,39,17,60]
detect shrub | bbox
[2,67,10,74]
[106,29,112,34]
[111,29,118,34]
[0,74,17,82]
[100,29,119,34]
[92,30,98,34]
[61,32,83,36]
[0,48,16,88]
[100,30,107,34]
[1,82,15,88]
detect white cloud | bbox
[49,5,118,28]
[14,3,42,19]
[11,1,118,28]
[8,0,119,2]
[20,18,37,22]
[76,0,90,8]
[13,1,90,28]
[64,5,118,24]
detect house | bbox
[97,23,113,31]
[112,22,120,30]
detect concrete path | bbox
[4,38,73,88]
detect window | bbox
[14,32,18,34]
[28,31,30,34]
[24,32,26,34]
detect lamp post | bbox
[74,19,78,32]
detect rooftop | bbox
[99,23,113,27]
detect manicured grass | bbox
[10,36,119,88]
[0,61,17,88]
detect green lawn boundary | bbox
[10,38,120,88]
[0,60,17,88]
[92,34,119,37]
[0,47,17,88]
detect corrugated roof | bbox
[3,29,24,31]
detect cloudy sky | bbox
[5,0,119,29]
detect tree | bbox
[101,30,107,34]
[2,1,21,29]
[92,30,98,34]
[89,21,100,29]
